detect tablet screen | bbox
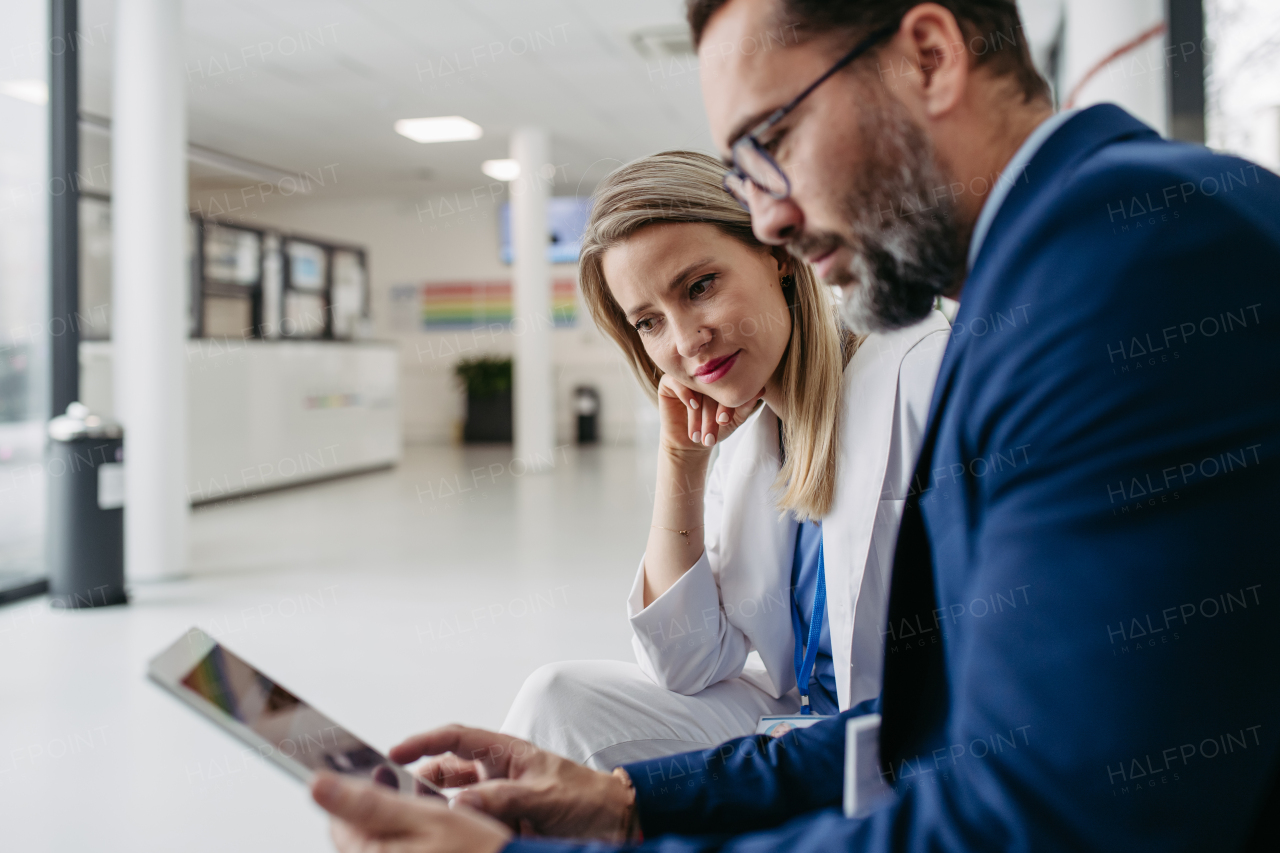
[180,642,409,790]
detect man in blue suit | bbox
[310,1,1279,850]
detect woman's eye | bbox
[689,275,715,298]
[634,317,655,333]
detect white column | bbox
[511,127,555,470]
[112,0,188,581]
[1062,0,1168,135]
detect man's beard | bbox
[790,87,964,333]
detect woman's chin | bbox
[705,387,758,411]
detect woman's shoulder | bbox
[839,309,950,418]
[865,308,950,351]
[844,309,950,376]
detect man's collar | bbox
[966,109,1079,271]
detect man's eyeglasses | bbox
[722,23,899,211]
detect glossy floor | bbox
[0,444,653,852]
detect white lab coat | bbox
[626,310,950,712]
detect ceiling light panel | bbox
[481,159,520,181]
[394,116,483,144]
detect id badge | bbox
[844,713,893,817]
[756,713,834,738]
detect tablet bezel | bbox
[147,626,435,797]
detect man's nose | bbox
[749,192,804,246]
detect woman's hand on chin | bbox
[656,373,764,458]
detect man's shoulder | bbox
[976,135,1279,317]
[950,129,1280,447]
[990,108,1279,273]
[1064,136,1280,230]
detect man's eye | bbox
[760,129,786,154]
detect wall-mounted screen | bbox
[499,197,591,264]
[288,241,327,292]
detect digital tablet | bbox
[148,627,443,798]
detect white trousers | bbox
[500,659,800,770]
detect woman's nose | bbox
[749,193,804,246]
[672,320,711,359]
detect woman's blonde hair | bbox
[578,150,858,521]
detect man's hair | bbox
[687,0,1050,104]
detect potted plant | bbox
[455,356,513,443]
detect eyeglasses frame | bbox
[722,21,901,207]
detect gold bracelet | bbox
[651,524,702,545]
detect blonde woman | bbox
[500,151,949,769]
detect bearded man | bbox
[309,2,1280,851]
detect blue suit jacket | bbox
[509,105,1280,852]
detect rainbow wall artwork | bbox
[420,279,576,329]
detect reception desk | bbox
[80,340,400,503]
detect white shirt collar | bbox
[966,109,1078,271]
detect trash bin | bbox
[46,402,127,609]
[574,386,600,444]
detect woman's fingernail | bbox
[689,398,699,409]
[704,434,716,447]
[691,431,700,444]
[717,412,730,424]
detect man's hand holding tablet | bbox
[311,725,640,851]
[310,770,511,853]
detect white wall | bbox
[209,186,643,447]
[81,340,401,502]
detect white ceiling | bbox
[76,1,1066,200]
[78,0,717,199]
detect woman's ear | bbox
[769,246,792,277]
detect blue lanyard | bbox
[790,535,827,715]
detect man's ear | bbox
[897,2,969,119]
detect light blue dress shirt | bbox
[967,109,1078,271]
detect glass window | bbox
[0,0,51,597]
[1205,0,1280,169]
[79,194,112,340]
[199,222,262,339]
[282,240,328,338]
[330,250,366,339]
[204,223,261,286]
